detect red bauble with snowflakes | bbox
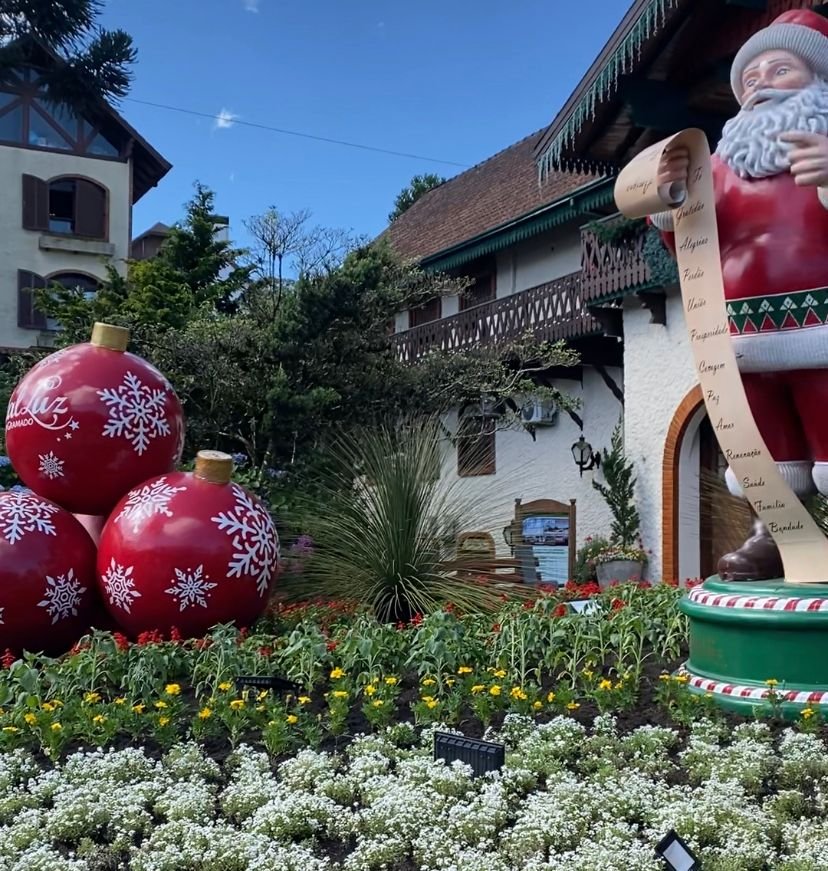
[5,323,184,516]
[0,489,97,654]
[96,451,280,638]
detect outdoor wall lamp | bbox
[571,435,600,477]
[502,525,513,547]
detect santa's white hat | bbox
[731,9,828,99]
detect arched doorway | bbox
[663,387,752,582]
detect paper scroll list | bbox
[614,129,828,584]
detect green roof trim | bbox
[421,178,615,272]
[537,0,678,180]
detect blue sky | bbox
[102,0,629,248]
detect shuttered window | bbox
[457,416,496,477]
[17,271,48,330]
[408,296,441,328]
[21,174,107,239]
[460,272,495,310]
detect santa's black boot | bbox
[717,519,784,581]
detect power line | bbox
[124,97,471,169]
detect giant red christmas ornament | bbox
[96,451,280,637]
[5,323,184,516]
[0,489,97,654]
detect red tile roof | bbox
[385,129,596,263]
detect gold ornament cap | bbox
[90,322,129,352]
[194,450,234,485]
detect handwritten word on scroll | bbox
[614,129,828,584]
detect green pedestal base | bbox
[679,577,828,718]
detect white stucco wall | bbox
[622,289,699,580]
[0,145,131,348]
[495,223,582,298]
[441,366,624,561]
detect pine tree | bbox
[592,422,640,549]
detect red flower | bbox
[523,599,536,611]
[194,638,212,651]
[170,626,183,644]
[396,621,406,631]
[326,640,338,652]
[665,578,679,588]
[113,632,130,652]
[258,645,273,657]
[491,623,501,633]
[554,604,568,618]
[69,640,91,656]
[1,648,16,669]
[410,613,423,626]
[637,580,652,590]
[137,630,162,646]
[611,598,626,611]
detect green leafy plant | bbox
[297,417,511,623]
[592,422,646,565]
[573,536,610,584]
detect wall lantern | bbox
[654,829,699,871]
[571,435,600,477]
[502,524,513,548]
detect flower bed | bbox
[2,580,824,869]
[3,717,828,869]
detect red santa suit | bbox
[657,155,828,496]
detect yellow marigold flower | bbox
[218,682,232,692]
[52,700,63,708]
[113,698,126,706]
[164,683,181,696]
[23,713,37,725]
[330,667,345,680]
[470,685,485,695]
[298,696,311,705]
[158,716,170,727]
[132,704,145,714]
[582,669,594,681]
[41,702,56,713]
[425,699,438,709]
[422,678,436,686]
[384,676,398,686]
[458,666,473,675]
[493,669,507,679]
[802,708,815,720]
[567,702,580,711]
[598,679,613,691]
[198,707,212,720]
[659,673,671,682]
[614,681,624,690]
[2,726,19,733]
[154,700,168,710]
[765,678,779,687]
[674,674,689,684]
[445,678,456,687]
[286,714,298,725]
[489,685,501,697]
[364,685,377,697]
[510,687,527,700]
[229,699,245,711]
[255,705,265,712]
[51,722,62,732]
[257,690,269,701]
[92,714,106,725]
[533,701,543,710]
[372,699,385,708]
[546,691,556,703]
[421,695,435,703]
[331,690,348,699]
[83,692,101,704]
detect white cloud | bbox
[243,0,259,12]
[214,108,237,131]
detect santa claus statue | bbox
[653,9,828,581]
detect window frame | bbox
[456,415,496,478]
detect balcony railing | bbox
[392,271,597,363]
[580,222,651,302]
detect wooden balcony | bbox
[580,220,652,302]
[392,271,597,363]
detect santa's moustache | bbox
[716,79,828,179]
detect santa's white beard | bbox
[716,80,828,179]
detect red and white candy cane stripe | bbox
[683,671,828,705]
[687,587,828,612]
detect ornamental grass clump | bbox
[297,417,515,623]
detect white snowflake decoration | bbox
[38,568,86,624]
[211,485,279,596]
[115,477,187,533]
[0,492,59,544]
[101,558,141,613]
[97,371,171,455]
[38,451,64,480]
[164,564,217,611]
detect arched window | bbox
[49,272,100,300]
[22,175,108,239]
[17,271,100,332]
